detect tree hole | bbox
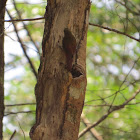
[71,65,83,78]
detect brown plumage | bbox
[63,28,77,71]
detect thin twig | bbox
[4,110,35,116]
[17,120,26,140]
[81,113,103,140]
[5,103,36,107]
[2,17,44,22]
[13,0,41,55]
[2,15,139,42]
[89,23,140,42]
[85,102,140,107]
[78,88,140,138]
[9,130,16,140]
[108,56,140,112]
[5,34,39,53]
[6,9,38,79]
[115,0,140,16]
[99,126,140,135]
[85,92,120,104]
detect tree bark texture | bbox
[0,0,7,139]
[30,0,90,140]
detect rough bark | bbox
[30,0,90,140]
[0,0,7,139]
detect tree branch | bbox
[6,9,38,79]
[89,23,140,42]
[81,113,103,140]
[115,0,140,16]
[12,0,41,56]
[5,103,36,107]
[2,17,44,22]
[9,130,16,140]
[17,121,26,140]
[2,15,140,42]
[79,88,140,138]
[4,110,35,116]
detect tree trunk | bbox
[30,0,90,139]
[0,0,7,139]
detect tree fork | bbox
[30,0,90,139]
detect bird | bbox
[63,28,77,71]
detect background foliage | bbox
[4,0,140,139]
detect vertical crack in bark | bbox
[59,82,70,139]
[75,1,91,64]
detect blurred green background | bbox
[4,0,140,139]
